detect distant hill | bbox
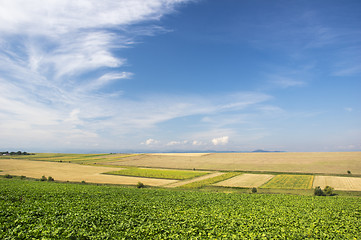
[251,149,285,153]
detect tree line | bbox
[1,151,33,155]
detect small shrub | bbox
[347,170,351,174]
[20,175,26,180]
[40,175,47,181]
[314,186,325,196]
[251,187,257,193]
[4,174,13,179]
[137,182,145,188]
[48,176,54,182]
[324,186,334,196]
[81,180,86,184]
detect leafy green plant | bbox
[40,175,47,181]
[251,187,257,193]
[47,176,54,182]
[136,182,145,188]
[4,174,12,179]
[1,178,361,239]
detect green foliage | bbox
[347,170,351,174]
[314,186,325,196]
[136,182,145,188]
[324,186,334,196]
[40,175,47,181]
[261,175,314,189]
[1,178,361,239]
[251,187,258,193]
[47,176,54,182]
[179,172,240,188]
[4,174,12,179]
[106,167,208,180]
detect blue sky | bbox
[0,0,360,153]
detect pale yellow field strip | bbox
[148,153,210,157]
[164,172,225,188]
[0,159,176,186]
[313,176,361,191]
[114,152,361,175]
[213,174,275,188]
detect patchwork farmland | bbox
[1,152,361,192]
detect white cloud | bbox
[167,140,188,146]
[192,140,204,146]
[344,107,353,112]
[144,138,159,145]
[212,136,229,145]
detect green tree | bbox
[314,186,325,196]
[324,186,334,196]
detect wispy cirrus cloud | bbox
[0,0,199,151]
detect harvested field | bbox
[108,152,361,175]
[148,153,210,157]
[313,176,361,191]
[0,159,176,186]
[165,172,224,188]
[261,175,314,189]
[213,174,274,188]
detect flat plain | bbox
[1,152,361,190]
[109,152,361,175]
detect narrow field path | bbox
[164,172,225,188]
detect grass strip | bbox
[105,167,208,180]
[179,172,241,189]
[261,174,314,189]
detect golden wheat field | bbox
[0,159,177,186]
[313,176,361,191]
[108,152,361,175]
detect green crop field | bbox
[105,167,208,180]
[179,172,240,188]
[1,178,361,239]
[261,174,314,189]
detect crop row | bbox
[106,167,208,180]
[1,178,361,239]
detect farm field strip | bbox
[112,152,361,175]
[261,175,314,189]
[313,176,361,191]
[165,172,225,188]
[179,172,241,189]
[105,167,209,180]
[148,153,210,157]
[0,159,176,186]
[214,174,274,188]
